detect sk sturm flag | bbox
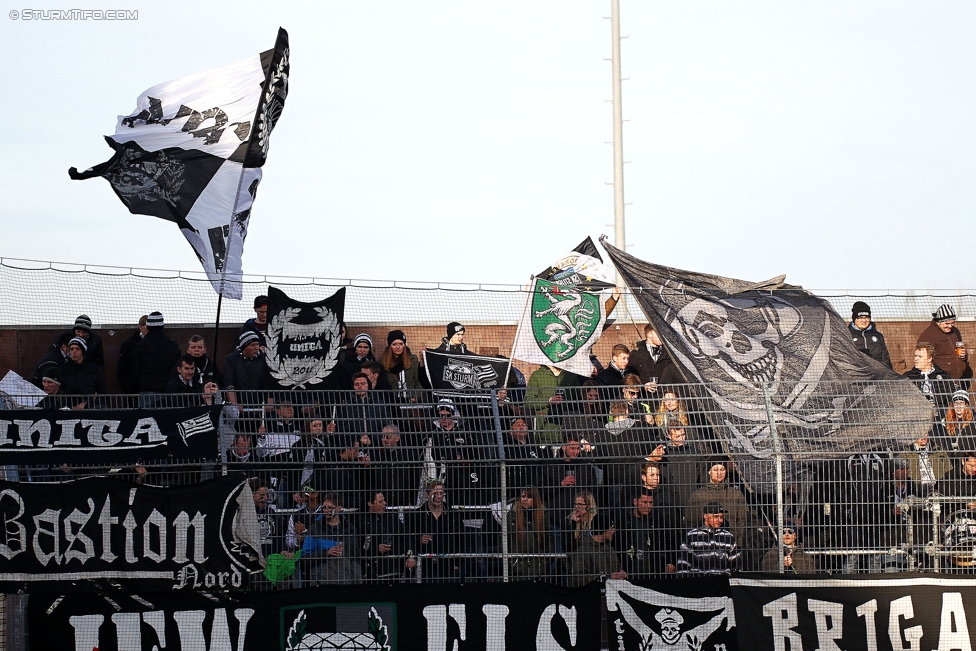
[512,277,608,376]
[69,28,289,299]
[537,236,616,292]
[600,237,931,489]
[265,286,345,390]
[423,349,510,397]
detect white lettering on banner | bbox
[483,605,509,651]
[0,487,214,579]
[0,417,168,449]
[123,509,138,563]
[537,604,578,651]
[0,489,26,560]
[761,593,803,651]
[614,618,625,651]
[856,599,879,651]
[144,509,167,562]
[68,608,254,651]
[173,511,208,563]
[808,599,844,651]
[98,495,118,562]
[935,593,972,651]
[126,417,166,444]
[424,604,466,651]
[55,419,83,446]
[14,419,51,447]
[289,341,322,352]
[33,509,61,565]
[63,499,96,564]
[172,564,242,589]
[81,419,124,446]
[889,596,923,651]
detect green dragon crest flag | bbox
[512,277,609,376]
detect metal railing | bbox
[2,379,975,585]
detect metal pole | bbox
[610,0,626,259]
[764,383,786,573]
[491,389,510,582]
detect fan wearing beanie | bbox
[917,304,971,380]
[380,329,422,400]
[848,301,892,369]
[436,322,470,355]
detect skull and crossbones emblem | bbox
[670,294,801,392]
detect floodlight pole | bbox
[610,0,626,265]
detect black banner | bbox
[265,285,346,390]
[423,349,510,397]
[606,578,738,651]
[0,474,262,592]
[28,581,601,650]
[0,405,220,464]
[731,574,976,651]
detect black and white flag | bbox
[423,349,510,397]
[265,286,345,390]
[601,238,931,488]
[69,29,289,299]
[606,579,737,651]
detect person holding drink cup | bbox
[918,304,971,381]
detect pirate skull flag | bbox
[600,238,931,488]
[512,277,608,376]
[265,286,345,390]
[69,28,289,300]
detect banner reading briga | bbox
[28,581,601,650]
[0,474,263,592]
[731,574,976,651]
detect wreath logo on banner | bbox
[266,306,340,389]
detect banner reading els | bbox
[29,582,602,650]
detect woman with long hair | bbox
[508,486,553,580]
[564,490,626,585]
[380,329,422,402]
[654,391,690,429]
[945,390,976,455]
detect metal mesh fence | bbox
[3,382,976,588]
[3,260,976,648]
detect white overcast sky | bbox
[2,1,974,292]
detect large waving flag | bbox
[69,28,289,299]
[512,277,608,376]
[513,238,614,375]
[600,237,931,488]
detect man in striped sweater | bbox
[677,502,739,575]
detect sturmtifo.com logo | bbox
[10,9,138,20]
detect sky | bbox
[2,1,975,293]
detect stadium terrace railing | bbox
[1,379,973,586]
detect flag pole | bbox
[504,277,536,386]
[212,165,251,367]
[617,286,644,341]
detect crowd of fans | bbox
[7,297,976,586]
